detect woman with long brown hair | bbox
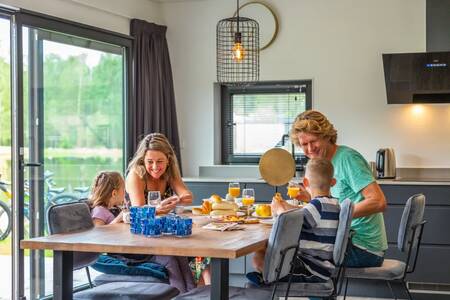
[126,133,193,214]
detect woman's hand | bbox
[295,184,311,203]
[157,195,178,214]
[110,211,124,224]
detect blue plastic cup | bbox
[142,205,156,219]
[146,217,162,237]
[175,217,193,237]
[163,215,179,235]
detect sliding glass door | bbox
[7,11,132,300]
[0,15,12,300]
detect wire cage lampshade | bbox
[216,15,259,84]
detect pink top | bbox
[91,206,115,224]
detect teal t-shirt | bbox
[331,145,388,253]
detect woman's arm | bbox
[170,177,193,205]
[353,182,387,218]
[125,171,146,206]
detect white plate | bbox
[251,212,273,219]
[260,218,275,225]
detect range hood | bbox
[383,0,450,104]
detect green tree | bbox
[0,57,11,146]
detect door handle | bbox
[23,162,42,167]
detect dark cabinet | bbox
[381,184,450,284]
[185,180,450,284]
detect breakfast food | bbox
[210,209,237,216]
[192,207,205,215]
[202,200,212,214]
[212,201,238,211]
[274,192,283,202]
[210,194,222,203]
[255,204,272,217]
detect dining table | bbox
[20,216,272,300]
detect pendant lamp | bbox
[216,0,259,84]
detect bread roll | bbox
[212,201,238,211]
[192,208,204,215]
[210,209,236,216]
[210,194,222,203]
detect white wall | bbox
[1,0,163,34]
[160,0,450,176]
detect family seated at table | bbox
[83,109,388,295]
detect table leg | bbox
[210,258,229,300]
[53,250,73,300]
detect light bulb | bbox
[232,42,245,62]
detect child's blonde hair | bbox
[305,158,334,191]
[89,171,124,208]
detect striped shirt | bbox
[298,196,340,280]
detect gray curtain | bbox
[129,19,182,172]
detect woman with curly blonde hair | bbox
[273,110,388,268]
[126,133,192,214]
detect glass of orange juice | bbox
[228,182,240,198]
[242,188,255,216]
[287,180,300,205]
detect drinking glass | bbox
[228,182,240,198]
[287,179,300,206]
[242,188,255,216]
[147,191,161,207]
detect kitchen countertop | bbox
[183,176,450,185]
[184,167,450,186]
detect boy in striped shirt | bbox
[248,158,340,285]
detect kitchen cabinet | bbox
[185,179,450,287]
[380,184,450,285]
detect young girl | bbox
[89,171,196,293]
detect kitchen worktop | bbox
[184,167,450,185]
[183,176,450,185]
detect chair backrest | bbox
[47,202,94,234]
[333,198,354,266]
[47,202,99,270]
[263,208,304,283]
[397,193,426,252]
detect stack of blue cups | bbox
[130,206,156,234]
[129,207,192,238]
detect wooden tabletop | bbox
[20,221,272,259]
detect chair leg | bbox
[284,273,294,300]
[271,282,278,300]
[386,281,396,299]
[343,278,349,300]
[402,281,413,300]
[85,266,93,288]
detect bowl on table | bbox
[192,215,212,226]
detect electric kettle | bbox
[376,148,396,179]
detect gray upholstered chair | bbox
[47,201,99,288]
[343,193,427,300]
[47,202,179,300]
[262,198,354,299]
[174,208,305,300]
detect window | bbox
[221,81,312,164]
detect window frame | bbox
[221,80,312,164]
